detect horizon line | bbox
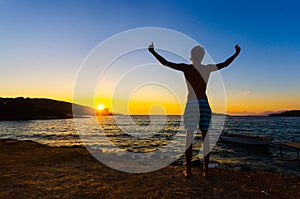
[1,96,297,117]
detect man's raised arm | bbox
[148,42,186,71]
[216,44,241,70]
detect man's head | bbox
[190,45,205,65]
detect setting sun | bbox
[96,104,105,111]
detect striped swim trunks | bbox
[184,99,212,131]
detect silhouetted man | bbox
[148,42,241,178]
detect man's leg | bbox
[201,130,210,178]
[184,129,194,177]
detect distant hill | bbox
[0,97,96,120]
[269,110,300,117]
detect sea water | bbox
[0,116,299,176]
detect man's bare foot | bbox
[183,170,191,178]
[202,168,208,178]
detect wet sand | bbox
[0,139,299,198]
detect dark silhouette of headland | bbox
[0,97,95,120]
[269,110,300,117]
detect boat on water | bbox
[219,133,273,145]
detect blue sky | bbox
[1,0,300,115]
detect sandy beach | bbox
[0,139,299,199]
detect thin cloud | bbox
[242,91,251,95]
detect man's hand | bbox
[235,44,241,54]
[148,42,154,52]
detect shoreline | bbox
[0,139,299,198]
[4,137,299,176]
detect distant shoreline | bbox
[0,97,95,121]
[269,110,300,117]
